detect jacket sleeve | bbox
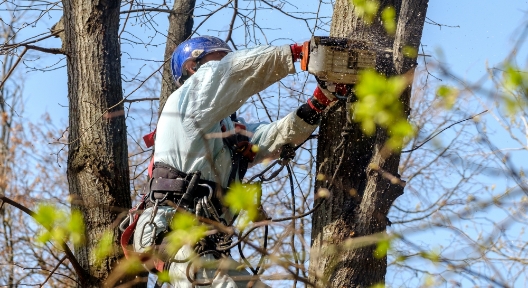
[239,112,319,165]
[178,45,295,135]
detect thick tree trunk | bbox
[309,1,428,287]
[158,0,196,115]
[63,0,131,286]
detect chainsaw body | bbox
[301,36,376,85]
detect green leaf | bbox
[157,271,171,283]
[395,255,407,262]
[34,204,59,230]
[67,210,85,245]
[381,6,396,35]
[352,0,380,24]
[224,182,261,226]
[352,70,414,148]
[503,65,523,89]
[501,95,523,115]
[387,120,415,149]
[436,85,458,109]
[94,231,115,264]
[420,250,440,263]
[167,212,207,255]
[120,257,144,274]
[402,46,418,58]
[36,231,52,244]
[423,275,437,287]
[374,238,390,259]
[34,204,78,245]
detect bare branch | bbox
[0,47,27,91]
[24,44,64,55]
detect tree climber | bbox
[132,35,338,288]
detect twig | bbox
[420,43,440,82]
[0,195,87,281]
[0,47,27,91]
[224,0,237,44]
[24,44,64,55]
[425,17,460,29]
[123,97,159,103]
[119,0,135,39]
[402,110,488,153]
[0,30,62,52]
[40,255,67,287]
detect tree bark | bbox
[63,0,131,286]
[309,1,428,287]
[158,0,196,115]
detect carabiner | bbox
[139,199,160,248]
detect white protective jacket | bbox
[153,44,318,188]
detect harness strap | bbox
[149,177,213,200]
[120,197,172,273]
[120,195,150,262]
[120,213,140,260]
[120,214,168,273]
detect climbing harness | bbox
[120,114,257,274]
[119,111,328,285]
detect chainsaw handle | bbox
[300,41,310,71]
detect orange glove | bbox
[306,86,336,112]
[290,41,310,62]
[290,43,303,62]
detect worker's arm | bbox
[243,84,339,164]
[242,112,317,165]
[177,45,296,134]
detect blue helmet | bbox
[171,36,232,85]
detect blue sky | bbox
[19,1,528,122]
[423,1,527,77]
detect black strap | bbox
[230,112,237,122]
[147,164,222,211]
[223,132,252,185]
[296,103,321,125]
[147,177,212,200]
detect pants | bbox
[133,207,269,288]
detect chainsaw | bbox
[300,36,377,99]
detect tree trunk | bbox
[63,0,131,286]
[309,1,428,287]
[158,0,196,115]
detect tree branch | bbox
[224,0,237,44]
[0,195,88,282]
[0,47,27,91]
[0,30,63,52]
[40,255,67,287]
[123,97,159,103]
[25,44,65,55]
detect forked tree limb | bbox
[0,195,88,282]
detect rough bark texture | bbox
[63,0,131,286]
[158,0,196,115]
[308,1,428,287]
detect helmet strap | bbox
[179,74,190,86]
[194,58,203,71]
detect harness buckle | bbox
[139,199,160,249]
[198,183,221,221]
[181,171,202,206]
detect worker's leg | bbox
[211,257,270,288]
[169,245,270,288]
[133,206,175,252]
[133,208,269,287]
